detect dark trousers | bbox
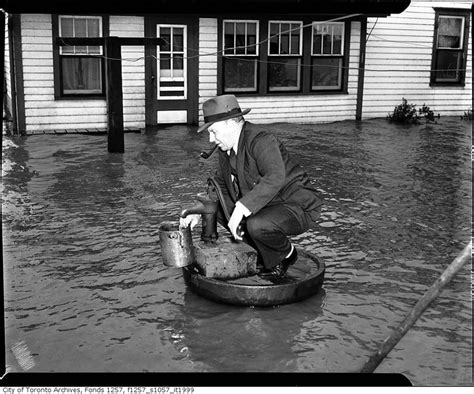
[218,202,316,270]
[245,204,313,269]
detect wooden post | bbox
[359,241,472,373]
[104,36,124,153]
[56,36,164,152]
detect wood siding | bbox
[109,16,145,129]
[20,14,145,132]
[363,1,472,119]
[198,18,218,116]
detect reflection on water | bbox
[2,118,471,384]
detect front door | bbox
[145,16,198,126]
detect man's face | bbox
[208,119,237,152]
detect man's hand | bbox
[228,205,246,241]
[179,214,201,230]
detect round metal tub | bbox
[182,249,325,307]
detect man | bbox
[180,95,322,280]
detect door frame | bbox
[144,15,199,126]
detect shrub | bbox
[461,109,472,121]
[387,98,440,124]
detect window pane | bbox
[75,18,87,37]
[224,22,234,35]
[268,58,300,91]
[61,57,102,93]
[87,19,100,37]
[280,23,290,54]
[247,34,257,55]
[438,17,462,49]
[235,23,246,55]
[173,30,184,52]
[160,54,171,70]
[333,24,343,54]
[224,22,235,54]
[173,54,184,70]
[160,27,171,52]
[311,58,342,89]
[247,23,256,36]
[322,33,332,54]
[313,32,322,54]
[223,57,257,92]
[435,50,462,81]
[290,24,300,54]
[224,34,235,54]
[60,18,74,36]
[269,23,279,54]
[73,18,87,53]
[88,46,101,54]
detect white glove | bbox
[179,214,201,230]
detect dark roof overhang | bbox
[2,0,411,17]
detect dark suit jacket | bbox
[214,121,322,227]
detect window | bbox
[311,22,344,90]
[157,25,187,99]
[57,16,104,96]
[223,20,259,92]
[218,18,350,95]
[431,9,470,86]
[268,21,302,91]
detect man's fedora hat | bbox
[197,94,251,133]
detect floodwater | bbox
[1,117,471,385]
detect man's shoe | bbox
[258,247,298,280]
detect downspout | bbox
[8,13,18,135]
[10,14,25,135]
[356,16,367,121]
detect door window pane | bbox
[173,29,184,52]
[160,54,171,70]
[160,27,171,51]
[173,54,184,70]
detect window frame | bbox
[430,8,470,87]
[222,19,260,93]
[217,16,351,96]
[52,14,109,100]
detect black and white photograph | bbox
[1,0,472,388]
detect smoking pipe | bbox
[200,144,218,159]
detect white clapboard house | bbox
[3,0,472,134]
